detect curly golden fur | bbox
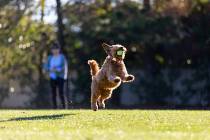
[88,43,135,111]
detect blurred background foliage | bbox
[0,0,210,109]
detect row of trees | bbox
[0,0,55,107]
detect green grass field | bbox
[0,110,209,140]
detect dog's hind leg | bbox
[90,79,100,111]
[98,97,105,109]
[99,93,112,109]
[91,92,100,111]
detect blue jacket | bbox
[44,54,68,80]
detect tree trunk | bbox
[55,0,70,109]
[143,0,151,11]
[56,0,65,51]
[40,0,45,22]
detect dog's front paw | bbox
[114,77,121,83]
[124,75,135,82]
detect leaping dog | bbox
[88,43,135,111]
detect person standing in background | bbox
[44,42,68,109]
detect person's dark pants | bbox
[50,77,66,109]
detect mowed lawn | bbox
[0,110,209,140]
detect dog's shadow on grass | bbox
[0,113,75,122]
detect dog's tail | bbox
[88,60,100,76]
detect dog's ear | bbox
[102,43,112,55]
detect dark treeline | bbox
[0,0,210,109]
